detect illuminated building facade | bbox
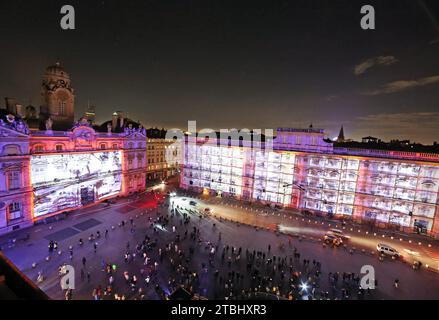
[0,117,146,235]
[0,63,147,235]
[181,128,439,235]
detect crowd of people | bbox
[44,192,381,300]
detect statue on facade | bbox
[107,122,112,134]
[72,117,92,129]
[16,120,29,134]
[45,117,53,130]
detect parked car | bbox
[189,200,197,206]
[204,207,213,215]
[377,243,400,258]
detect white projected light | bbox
[31,151,122,217]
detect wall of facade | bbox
[146,138,181,182]
[0,125,33,234]
[180,142,439,235]
[0,122,146,235]
[122,133,147,195]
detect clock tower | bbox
[40,62,75,130]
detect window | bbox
[3,144,20,155]
[7,171,20,190]
[8,202,22,220]
[59,101,66,116]
[128,142,134,149]
[112,143,118,149]
[55,144,63,151]
[34,144,44,152]
[100,143,107,150]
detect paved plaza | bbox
[2,189,439,300]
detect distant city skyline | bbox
[1,0,439,143]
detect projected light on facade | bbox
[31,151,122,217]
[181,135,439,232]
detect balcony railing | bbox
[334,147,439,163]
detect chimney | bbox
[16,104,24,117]
[112,112,117,129]
[5,97,17,113]
[119,115,124,128]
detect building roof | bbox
[168,286,194,300]
[97,118,142,133]
[0,252,48,300]
[334,140,439,154]
[146,127,167,139]
[45,62,69,78]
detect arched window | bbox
[128,142,134,149]
[112,143,118,149]
[100,143,107,150]
[59,101,66,116]
[55,144,63,151]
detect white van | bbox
[377,243,400,258]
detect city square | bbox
[0,0,439,305]
[2,180,439,300]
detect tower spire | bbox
[337,125,345,142]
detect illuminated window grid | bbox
[185,145,245,196]
[252,151,295,205]
[353,160,439,227]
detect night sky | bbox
[0,0,438,143]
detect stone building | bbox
[181,127,439,236]
[146,128,182,182]
[0,64,146,235]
